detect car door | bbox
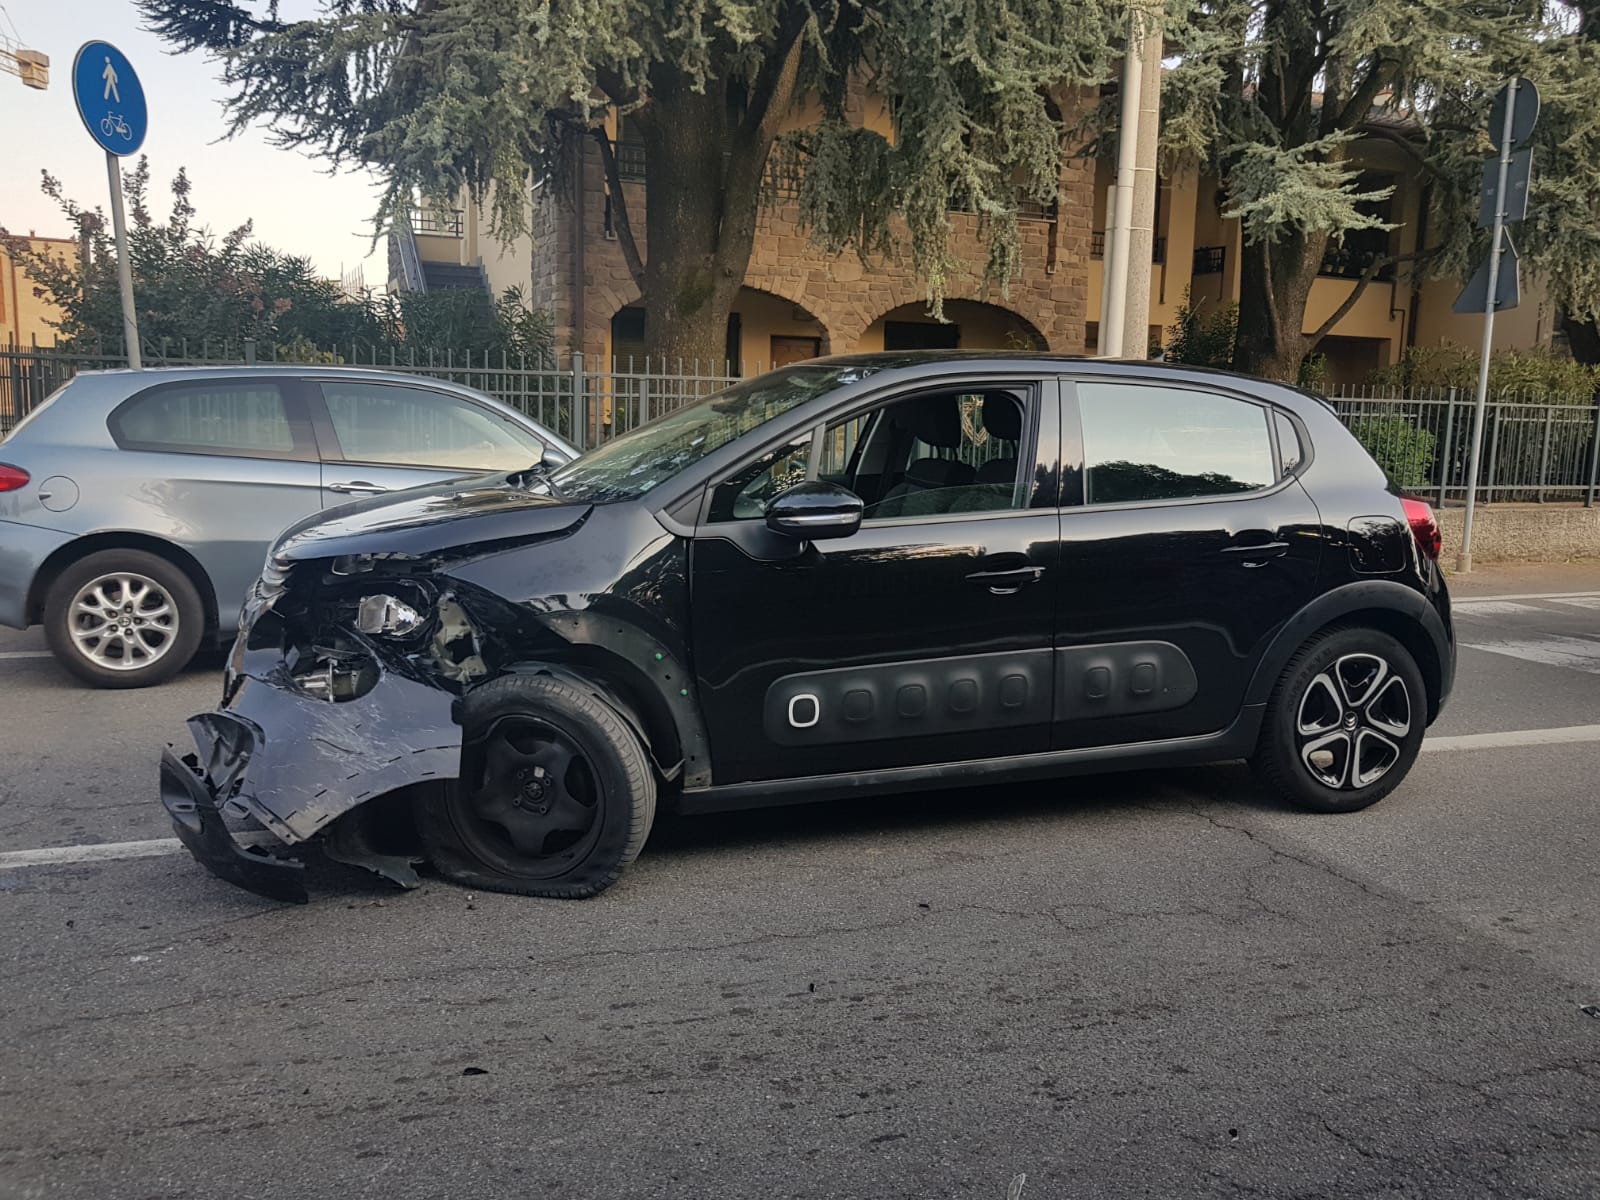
[1051,375,1323,750]
[689,380,1062,785]
[309,379,552,506]
[105,376,323,627]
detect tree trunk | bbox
[1232,232,1327,382]
[632,78,772,371]
[1561,314,1600,366]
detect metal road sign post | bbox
[1453,77,1539,573]
[71,41,147,369]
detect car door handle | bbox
[965,565,1045,593]
[326,480,390,495]
[1220,539,1289,566]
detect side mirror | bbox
[765,480,864,540]
[540,442,570,470]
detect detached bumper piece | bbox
[160,718,309,904]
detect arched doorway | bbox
[606,288,829,375]
[856,299,1048,353]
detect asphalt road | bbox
[2,563,1598,1200]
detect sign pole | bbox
[104,151,141,369]
[1457,79,1520,574]
[71,41,148,369]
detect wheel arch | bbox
[1246,582,1449,724]
[27,532,220,636]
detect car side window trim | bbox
[1058,376,1303,512]
[105,377,320,462]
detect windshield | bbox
[550,363,876,503]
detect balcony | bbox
[1319,244,1395,281]
[409,206,464,237]
[609,140,1053,218]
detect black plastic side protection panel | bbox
[763,649,1053,747]
[1055,640,1198,720]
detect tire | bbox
[43,549,206,689]
[1252,625,1427,814]
[414,672,656,898]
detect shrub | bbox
[1347,413,1438,490]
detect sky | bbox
[1,0,387,287]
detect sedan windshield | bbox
[550,363,875,503]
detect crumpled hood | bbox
[273,473,592,564]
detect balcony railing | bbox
[611,139,1055,220]
[409,206,464,237]
[1319,245,1395,281]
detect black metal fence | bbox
[1326,385,1600,506]
[4,342,1598,505]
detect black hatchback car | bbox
[161,353,1454,903]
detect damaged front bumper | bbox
[164,581,468,902]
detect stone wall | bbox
[1437,505,1600,564]
[528,130,1096,363]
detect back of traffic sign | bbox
[71,42,147,156]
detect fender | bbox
[1244,579,1452,718]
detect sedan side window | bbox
[1077,382,1275,505]
[109,380,305,458]
[319,382,546,472]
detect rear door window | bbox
[109,380,312,459]
[1075,382,1276,505]
[317,382,545,472]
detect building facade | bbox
[391,89,1557,382]
[0,235,75,347]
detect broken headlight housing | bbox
[355,594,425,637]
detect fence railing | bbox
[4,343,1597,505]
[1326,386,1600,506]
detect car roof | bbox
[797,351,1334,409]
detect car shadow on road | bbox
[643,759,1285,862]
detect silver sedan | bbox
[0,366,575,687]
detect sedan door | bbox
[1050,376,1323,750]
[309,380,554,505]
[104,376,324,628]
[689,381,1062,785]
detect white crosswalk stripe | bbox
[1452,600,1545,616]
[1461,635,1600,674]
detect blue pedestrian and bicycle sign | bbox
[72,41,147,156]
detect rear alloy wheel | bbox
[414,673,655,898]
[43,549,205,688]
[1253,627,1426,813]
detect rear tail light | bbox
[0,464,29,493]
[1400,496,1441,560]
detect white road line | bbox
[1461,636,1600,674]
[4,725,1600,872]
[0,651,52,660]
[1449,590,1600,603]
[1452,600,1544,616]
[1552,597,1600,610]
[0,832,273,871]
[1422,725,1600,752]
[0,839,187,868]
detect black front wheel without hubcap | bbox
[1253,627,1427,814]
[413,673,655,898]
